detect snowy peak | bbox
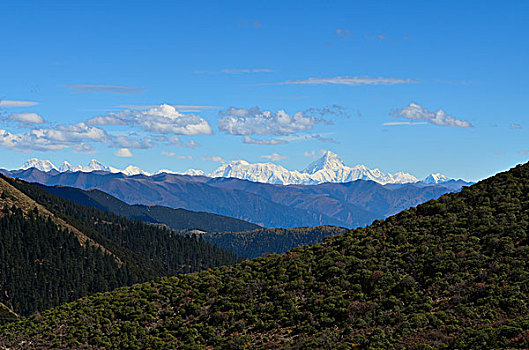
[21,159,58,172]
[423,173,450,184]
[86,159,108,172]
[207,152,421,185]
[209,160,300,184]
[303,151,344,174]
[121,165,151,176]
[14,154,462,186]
[19,158,150,176]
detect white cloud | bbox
[185,139,200,148]
[383,121,428,126]
[261,153,287,161]
[117,104,218,111]
[161,151,192,160]
[273,76,417,86]
[510,123,522,130]
[115,148,133,157]
[218,107,330,136]
[111,135,153,149]
[243,136,288,145]
[0,100,38,107]
[162,151,176,157]
[201,155,225,163]
[88,104,213,135]
[85,115,129,126]
[311,134,338,144]
[0,123,106,152]
[8,112,46,124]
[64,84,145,94]
[391,103,473,127]
[336,28,351,39]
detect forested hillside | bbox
[0,175,239,317]
[2,163,528,348]
[203,226,347,258]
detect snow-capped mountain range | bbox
[16,151,458,186]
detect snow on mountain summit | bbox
[423,173,450,184]
[21,159,58,172]
[15,153,456,186]
[208,151,419,185]
[303,151,345,174]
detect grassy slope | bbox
[1,163,529,348]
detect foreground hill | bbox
[0,175,238,318]
[38,184,261,232]
[1,162,528,348]
[1,168,464,228]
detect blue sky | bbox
[1,0,528,181]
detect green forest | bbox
[0,175,239,318]
[2,161,529,348]
[203,226,347,258]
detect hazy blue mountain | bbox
[38,184,261,232]
[1,168,470,228]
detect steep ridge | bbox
[37,184,261,232]
[0,175,239,317]
[2,162,528,348]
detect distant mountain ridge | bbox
[39,184,261,232]
[0,168,470,228]
[16,151,467,185]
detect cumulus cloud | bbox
[261,153,287,161]
[273,76,416,86]
[0,104,211,153]
[88,104,213,135]
[8,112,46,124]
[0,122,107,152]
[64,84,145,94]
[510,123,522,130]
[391,103,473,127]
[0,100,38,107]
[115,148,133,157]
[218,107,331,137]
